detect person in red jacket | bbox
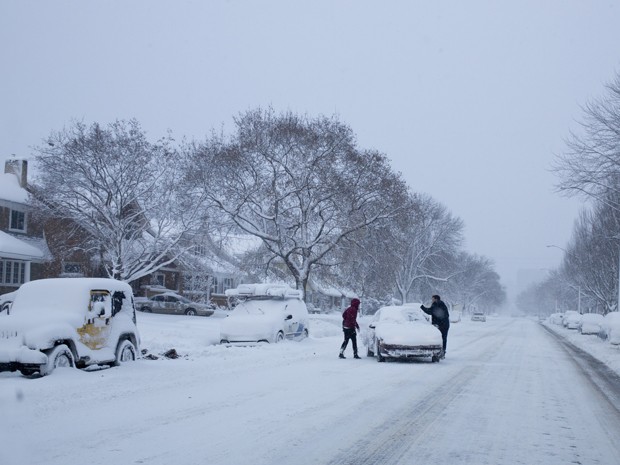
[339,298,361,359]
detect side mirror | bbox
[285,314,293,320]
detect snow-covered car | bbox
[0,278,140,376]
[139,292,214,317]
[220,283,309,344]
[579,313,605,336]
[471,311,486,322]
[548,312,565,325]
[563,310,582,330]
[603,312,620,345]
[0,290,18,315]
[450,310,462,323]
[364,305,443,363]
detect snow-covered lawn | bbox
[2,314,620,465]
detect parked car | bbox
[450,310,462,323]
[471,311,486,322]
[579,313,605,335]
[603,312,620,345]
[0,290,17,315]
[0,278,140,376]
[548,312,565,325]
[139,292,214,317]
[363,305,443,363]
[220,283,309,344]
[563,310,582,330]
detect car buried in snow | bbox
[219,283,309,344]
[363,305,443,363]
[0,278,140,376]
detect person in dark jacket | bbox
[339,298,361,359]
[420,294,450,359]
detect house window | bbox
[211,277,220,294]
[62,262,84,277]
[0,260,25,286]
[9,210,26,232]
[222,277,234,292]
[153,273,165,287]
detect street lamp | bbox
[546,245,582,313]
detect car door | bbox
[77,289,113,350]
[164,295,180,314]
[151,295,165,314]
[282,302,297,338]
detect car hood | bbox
[375,322,442,346]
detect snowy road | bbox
[2,315,620,465]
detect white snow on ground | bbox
[1,314,619,465]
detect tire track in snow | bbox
[324,334,507,465]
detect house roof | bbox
[0,172,28,204]
[0,231,47,261]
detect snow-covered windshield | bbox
[377,306,428,323]
[232,299,285,316]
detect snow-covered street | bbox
[2,314,620,465]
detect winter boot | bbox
[354,354,361,359]
[339,353,346,359]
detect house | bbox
[0,159,50,295]
[305,280,357,313]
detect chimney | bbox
[4,159,28,188]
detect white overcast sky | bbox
[2,1,620,303]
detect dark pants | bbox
[437,324,449,353]
[340,328,358,355]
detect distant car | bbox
[139,292,214,317]
[471,311,486,322]
[563,310,582,330]
[364,305,443,363]
[548,312,565,325]
[220,283,309,344]
[0,278,140,376]
[603,312,620,345]
[579,313,605,335]
[450,310,462,323]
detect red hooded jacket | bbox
[342,298,360,330]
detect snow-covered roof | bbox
[225,283,302,299]
[0,231,46,260]
[0,172,28,204]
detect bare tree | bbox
[554,73,620,209]
[561,198,620,312]
[188,108,409,298]
[31,119,206,282]
[391,194,464,304]
[445,252,505,313]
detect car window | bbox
[152,295,164,302]
[166,296,178,303]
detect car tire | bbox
[367,346,374,357]
[376,341,385,362]
[275,331,284,343]
[41,344,75,376]
[302,328,309,339]
[141,306,152,313]
[114,339,137,365]
[431,354,440,363]
[185,308,197,316]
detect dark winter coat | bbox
[421,300,450,329]
[342,299,360,330]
